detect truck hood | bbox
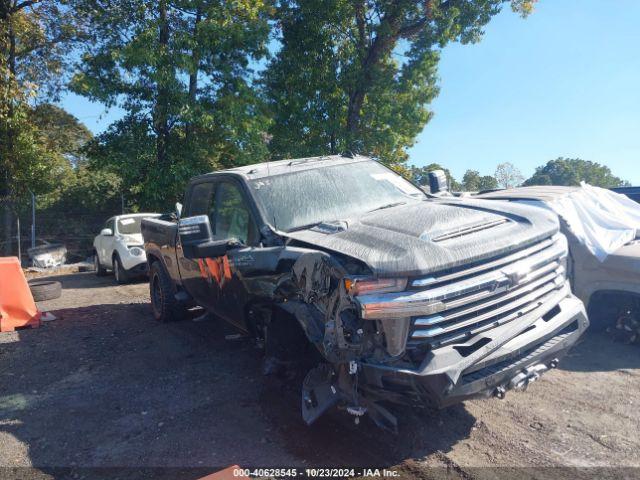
[285,198,559,277]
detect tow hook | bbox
[495,358,559,398]
[508,362,552,392]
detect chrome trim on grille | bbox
[411,277,561,338]
[413,267,563,329]
[357,235,568,321]
[411,234,560,288]
[411,284,570,347]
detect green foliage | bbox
[30,104,92,167]
[264,0,535,167]
[40,165,122,212]
[70,0,272,209]
[524,157,629,188]
[1,1,83,197]
[462,169,499,192]
[0,104,71,198]
[410,163,461,191]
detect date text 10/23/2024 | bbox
[232,468,401,478]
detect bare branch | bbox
[13,0,39,12]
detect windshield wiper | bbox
[287,221,327,232]
[368,201,406,212]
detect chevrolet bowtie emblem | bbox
[502,264,531,289]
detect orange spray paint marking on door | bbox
[198,256,232,285]
[197,259,208,279]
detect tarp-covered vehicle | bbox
[142,154,588,429]
[478,185,640,342]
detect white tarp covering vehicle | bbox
[534,183,640,262]
[478,185,640,342]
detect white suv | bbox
[93,213,160,284]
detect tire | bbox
[94,251,107,276]
[149,261,183,322]
[28,280,62,302]
[113,254,130,284]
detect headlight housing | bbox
[129,247,143,256]
[344,277,407,295]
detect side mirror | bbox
[101,228,113,236]
[428,169,449,194]
[178,215,241,259]
[175,202,183,219]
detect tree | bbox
[30,104,92,167]
[71,0,271,209]
[1,0,84,253]
[410,163,461,191]
[524,157,629,188]
[478,175,499,191]
[462,170,498,192]
[495,162,524,189]
[264,0,536,166]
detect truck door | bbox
[177,179,259,329]
[177,181,219,309]
[209,180,260,328]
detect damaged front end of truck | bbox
[278,230,588,431]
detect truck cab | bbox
[142,154,588,429]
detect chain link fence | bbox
[1,195,125,266]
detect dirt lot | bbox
[1,272,640,479]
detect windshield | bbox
[249,160,424,232]
[117,217,144,235]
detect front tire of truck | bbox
[149,261,182,323]
[263,308,323,382]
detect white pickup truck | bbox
[93,213,160,283]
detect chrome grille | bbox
[356,234,569,353]
[408,235,568,349]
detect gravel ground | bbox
[1,272,639,479]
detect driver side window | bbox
[213,182,257,246]
[187,180,258,246]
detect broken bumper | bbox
[358,293,588,408]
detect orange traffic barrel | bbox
[0,257,41,332]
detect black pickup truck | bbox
[141,154,588,429]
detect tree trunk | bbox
[3,11,17,255]
[345,11,399,147]
[186,7,202,140]
[154,0,170,168]
[2,197,13,256]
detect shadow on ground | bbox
[28,271,148,290]
[559,330,640,373]
[0,301,475,479]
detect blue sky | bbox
[60,0,640,185]
[407,0,640,184]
